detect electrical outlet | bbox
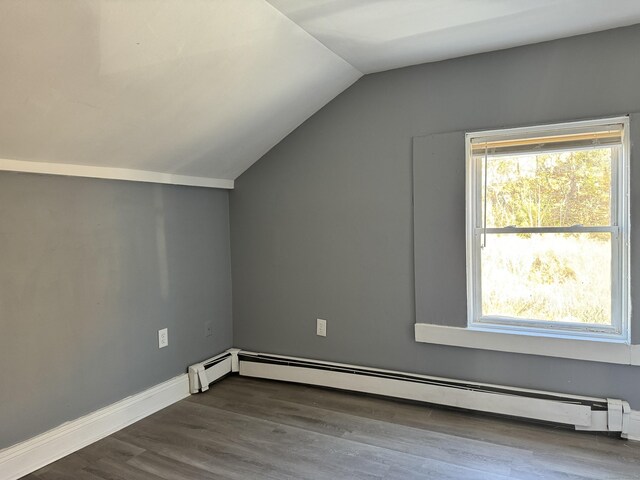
[205,321,213,337]
[158,328,168,348]
[316,318,327,337]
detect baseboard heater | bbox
[188,349,632,437]
[187,349,239,394]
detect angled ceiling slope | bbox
[0,0,361,188]
[1,1,640,188]
[268,0,640,74]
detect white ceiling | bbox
[0,0,360,183]
[267,0,640,73]
[1,1,639,186]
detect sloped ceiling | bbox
[267,0,640,73]
[0,0,360,185]
[1,1,639,187]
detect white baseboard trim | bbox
[5,347,640,480]
[0,374,190,480]
[623,411,640,441]
[0,158,234,189]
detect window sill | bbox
[414,323,640,365]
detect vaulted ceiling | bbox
[1,0,640,188]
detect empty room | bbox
[3,1,640,479]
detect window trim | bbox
[414,323,640,365]
[465,116,631,343]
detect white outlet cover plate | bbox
[158,328,169,348]
[317,319,327,337]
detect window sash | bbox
[466,117,629,342]
[474,146,620,230]
[473,230,621,335]
[475,226,617,234]
[471,317,623,339]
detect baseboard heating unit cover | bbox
[188,348,238,393]
[191,350,632,436]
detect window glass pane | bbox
[480,148,613,228]
[480,233,611,325]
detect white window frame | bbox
[465,116,630,343]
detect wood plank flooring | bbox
[24,376,640,479]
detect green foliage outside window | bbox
[484,148,611,229]
[480,148,613,325]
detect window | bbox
[466,117,629,341]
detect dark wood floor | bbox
[25,375,640,479]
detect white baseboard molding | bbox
[5,347,640,480]
[0,158,234,189]
[623,411,640,441]
[0,374,190,480]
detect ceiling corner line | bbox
[261,0,364,76]
[0,158,235,190]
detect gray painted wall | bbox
[0,173,232,448]
[231,25,640,406]
[413,131,468,329]
[413,119,640,332]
